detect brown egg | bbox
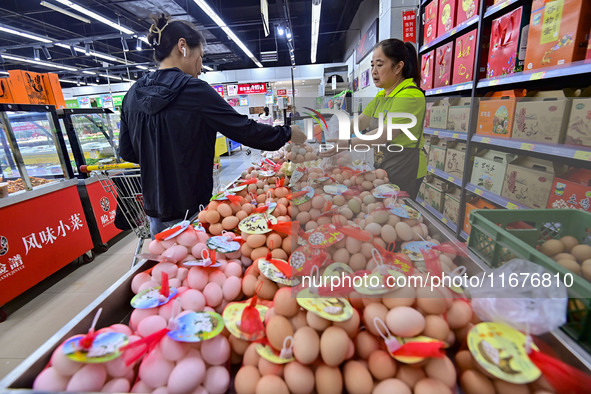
[396,365,426,389]
[320,326,349,366]
[247,234,267,248]
[251,247,270,261]
[422,315,450,341]
[217,203,233,218]
[243,343,260,366]
[333,248,351,263]
[343,361,374,394]
[455,350,476,371]
[205,210,221,224]
[414,378,453,394]
[256,375,289,394]
[315,365,343,394]
[293,326,320,365]
[258,357,284,377]
[382,285,416,308]
[582,259,591,281]
[345,237,362,254]
[256,277,278,300]
[373,378,411,394]
[235,365,261,394]
[381,224,397,243]
[540,239,564,256]
[446,300,473,329]
[416,287,448,315]
[557,259,582,275]
[273,288,299,317]
[290,310,308,330]
[266,315,293,351]
[368,350,397,380]
[572,244,591,262]
[553,252,576,262]
[386,306,425,337]
[333,195,346,206]
[493,380,530,394]
[306,311,331,331]
[424,356,456,387]
[460,370,495,394]
[222,216,239,230]
[560,235,579,252]
[395,222,414,241]
[229,335,249,355]
[349,253,366,271]
[284,362,315,394]
[208,223,223,235]
[266,233,282,249]
[363,303,389,337]
[355,331,380,360]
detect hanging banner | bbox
[237,83,267,95]
[402,10,417,44]
[276,89,298,97]
[213,85,224,98]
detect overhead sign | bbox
[238,83,267,95]
[356,19,378,63]
[402,10,417,44]
[276,89,298,97]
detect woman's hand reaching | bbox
[290,125,307,144]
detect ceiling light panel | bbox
[53,0,135,34]
[0,25,52,43]
[2,54,78,71]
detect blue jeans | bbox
[149,216,182,239]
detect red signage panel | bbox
[237,83,267,95]
[86,181,121,244]
[403,10,417,44]
[0,185,93,305]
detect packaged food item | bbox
[438,0,457,37]
[443,187,461,224]
[0,77,14,104]
[434,42,454,88]
[447,98,471,132]
[421,51,435,91]
[464,197,497,235]
[471,150,516,195]
[424,178,447,212]
[444,141,472,179]
[8,70,49,105]
[501,156,556,209]
[424,1,439,44]
[547,168,591,211]
[456,0,479,26]
[476,89,527,138]
[564,98,591,147]
[427,138,448,170]
[453,30,477,85]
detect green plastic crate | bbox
[468,209,591,352]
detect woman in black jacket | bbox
[119,14,306,237]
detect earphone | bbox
[183,47,187,57]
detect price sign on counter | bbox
[474,188,483,196]
[452,133,460,138]
[520,143,534,151]
[506,202,519,209]
[530,72,546,81]
[574,151,591,161]
[489,80,500,86]
[481,137,491,143]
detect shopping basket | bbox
[81,163,149,268]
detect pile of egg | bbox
[285,144,318,163]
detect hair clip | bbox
[149,22,169,46]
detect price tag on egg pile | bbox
[63,332,128,363]
[322,262,354,278]
[390,204,421,219]
[239,213,277,234]
[308,224,344,248]
[391,336,446,364]
[206,236,241,253]
[289,245,327,275]
[296,290,354,322]
[223,302,268,341]
[373,184,401,199]
[323,184,348,195]
[292,186,315,205]
[256,344,295,364]
[167,311,224,342]
[289,167,306,186]
[402,241,438,262]
[192,220,206,232]
[131,286,178,309]
[258,258,301,286]
[468,322,540,384]
[210,191,237,201]
[258,170,276,177]
[226,184,247,193]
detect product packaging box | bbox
[479,25,491,79]
[486,5,531,78]
[429,105,449,129]
[456,0,479,26]
[511,91,572,144]
[501,156,556,209]
[565,98,591,147]
[471,149,517,195]
[42,73,66,109]
[424,1,439,45]
[8,70,49,105]
[476,89,527,138]
[0,78,14,104]
[444,141,469,179]
[547,168,591,211]
[524,0,591,71]
[424,135,433,157]
[444,187,462,224]
[438,0,457,37]
[428,138,447,170]
[464,197,497,235]
[425,179,446,212]
[434,42,454,88]
[421,51,435,91]
[453,29,477,85]
[418,179,427,201]
[447,98,471,132]
[424,101,435,128]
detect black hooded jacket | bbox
[119,68,291,221]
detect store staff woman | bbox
[322,39,426,198]
[119,14,306,237]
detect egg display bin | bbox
[468,208,591,354]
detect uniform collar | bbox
[378,78,416,98]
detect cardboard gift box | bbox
[424,1,439,45]
[486,5,531,78]
[471,149,517,195]
[424,135,433,157]
[524,0,591,71]
[476,89,527,138]
[42,73,66,109]
[421,51,435,91]
[0,78,14,104]
[501,156,556,209]
[428,138,447,170]
[429,105,450,129]
[456,0,479,26]
[438,0,457,37]
[418,179,428,201]
[434,42,454,88]
[444,187,462,224]
[424,101,435,128]
[565,98,591,147]
[511,91,572,144]
[425,178,447,212]
[453,29,477,85]
[8,70,49,105]
[447,98,471,132]
[444,141,474,179]
[547,168,591,211]
[464,197,497,235]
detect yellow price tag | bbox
[448,176,454,182]
[442,217,448,223]
[474,188,483,196]
[489,80,500,86]
[574,151,591,161]
[452,133,459,138]
[530,72,546,81]
[481,137,491,143]
[506,202,518,209]
[521,143,534,151]
[434,130,440,135]
[456,85,464,91]
[500,0,509,9]
[451,29,457,35]
[436,89,443,94]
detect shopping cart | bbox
[81,162,149,268]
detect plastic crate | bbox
[468,209,591,352]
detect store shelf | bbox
[427,165,463,187]
[419,16,479,54]
[471,135,591,162]
[461,230,470,240]
[484,0,524,20]
[477,61,591,89]
[425,82,473,96]
[416,197,458,233]
[424,128,468,140]
[465,182,529,209]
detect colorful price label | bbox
[63,332,128,363]
[530,72,546,81]
[474,188,484,196]
[296,290,353,322]
[223,302,268,341]
[574,150,591,161]
[452,133,459,138]
[520,143,534,151]
[506,202,518,210]
[433,130,440,135]
[131,287,178,309]
[447,176,455,182]
[442,217,448,224]
[481,137,491,143]
[489,80,500,86]
[436,89,443,94]
[168,311,224,342]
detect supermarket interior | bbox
[1,0,591,393]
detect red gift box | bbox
[424,1,438,44]
[434,42,454,88]
[453,29,476,85]
[547,169,591,211]
[421,51,435,90]
[486,5,530,78]
[456,0,479,26]
[438,0,457,37]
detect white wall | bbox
[344,0,380,65]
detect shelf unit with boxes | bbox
[418,0,591,241]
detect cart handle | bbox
[80,162,140,173]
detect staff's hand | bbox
[290,125,307,145]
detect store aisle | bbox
[0,148,258,380]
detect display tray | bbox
[0,178,77,209]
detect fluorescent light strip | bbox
[99,74,132,82]
[0,25,52,43]
[202,65,213,71]
[82,70,97,75]
[58,79,78,83]
[2,54,78,71]
[55,43,121,62]
[0,71,9,76]
[136,65,149,70]
[54,0,134,34]
[311,0,321,63]
[40,1,91,23]
[193,0,263,68]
